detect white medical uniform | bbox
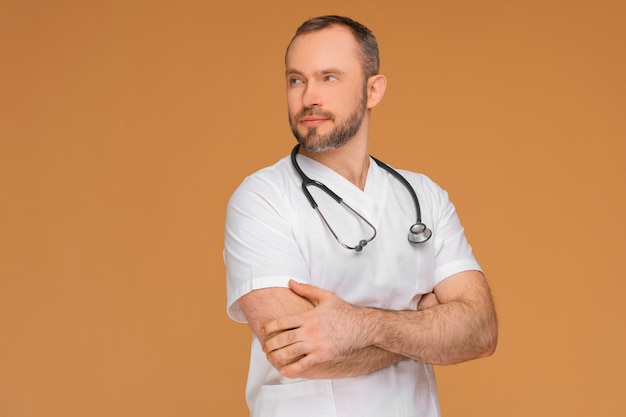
[225,153,481,417]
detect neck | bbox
[299,135,370,190]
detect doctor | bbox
[225,15,498,417]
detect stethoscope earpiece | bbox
[408,222,432,244]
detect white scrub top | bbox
[224,153,481,417]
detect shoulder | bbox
[372,162,455,226]
[228,155,295,206]
[402,171,448,201]
[374,161,449,204]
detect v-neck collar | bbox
[293,153,391,225]
[294,153,378,195]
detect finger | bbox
[417,292,440,311]
[262,314,301,336]
[272,353,307,371]
[263,328,300,353]
[278,352,319,379]
[288,280,328,305]
[267,343,308,369]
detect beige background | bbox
[1,0,625,416]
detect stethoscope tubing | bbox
[291,145,424,225]
[290,144,431,248]
[369,156,424,226]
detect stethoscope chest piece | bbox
[408,222,432,244]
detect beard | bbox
[289,88,368,153]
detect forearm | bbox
[290,346,407,379]
[260,273,497,379]
[293,293,439,378]
[361,277,497,365]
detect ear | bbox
[366,74,387,109]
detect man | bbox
[224,15,497,417]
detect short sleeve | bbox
[224,173,310,323]
[408,173,481,285]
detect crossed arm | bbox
[238,270,497,380]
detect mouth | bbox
[299,116,329,127]
[297,109,334,127]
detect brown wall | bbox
[1,1,624,416]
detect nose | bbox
[302,82,321,108]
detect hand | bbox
[261,280,366,378]
[417,292,440,311]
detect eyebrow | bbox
[285,68,346,77]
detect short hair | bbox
[286,15,380,79]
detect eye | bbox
[288,77,303,85]
[324,75,338,82]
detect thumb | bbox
[288,279,328,305]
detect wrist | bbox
[355,306,384,348]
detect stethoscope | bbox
[291,145,432,251]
